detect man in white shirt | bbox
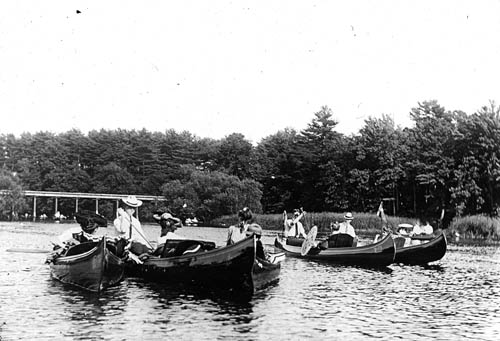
[334,212,357,238]
[114,195,153,255]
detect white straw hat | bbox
[344,212,354,220]
[122,195,143,208]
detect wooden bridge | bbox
[1,190,166,221]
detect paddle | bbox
[282,210,288,237]
[6,248,50,253]
[119,209,155,250]
[301,225,317,256]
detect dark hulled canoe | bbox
[48,237,125,292]
[274,233,395,267]
[126,235,282,295]
[394,230,447,265]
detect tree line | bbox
[1,100,499,225]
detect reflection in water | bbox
[1,227,499,340]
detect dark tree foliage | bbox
[160,165,262,222]
[296,106,343,211]
[254,128,302,213]
[1,100,499,222]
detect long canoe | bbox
[274,233,395,267]
[394,230,447,265]
[126,235,282,295]
[47,237,125,292]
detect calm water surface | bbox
[0,222,499,340]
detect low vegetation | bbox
[448,215,500,240]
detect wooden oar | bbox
[6,248,50,253]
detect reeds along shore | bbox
[214,212,500,241]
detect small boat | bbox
[126,235,282,296]
[274,232,395,267]
[394,230,447,265]
[47,237,125,292]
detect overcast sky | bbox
[1,1,499,144]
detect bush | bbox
[448,215,500,240]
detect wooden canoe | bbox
[48,237,125,292]
[126,235,282,295]
[274,233,395,267]
[394,230,447,265]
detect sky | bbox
[1,1,499,144]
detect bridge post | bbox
[95,199,99,213]
[32,197,37,222]
[75,198,79,213]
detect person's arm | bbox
[114,208,131,236]
[299,223,307,238]
[226,227,233,246]
[292,210,305,224]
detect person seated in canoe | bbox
[113,195,154,256]
[283,208,307,239]
[151,211,185,256]
[246,223,266,259]
[333,212,357,238]
[327,212,358,247]
[227,207,253,245]
[422,221,434,235]
[52,211,107,250]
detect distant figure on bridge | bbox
[114,196,153,255]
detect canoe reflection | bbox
[130,277,277,305]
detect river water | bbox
[0,222,499,340]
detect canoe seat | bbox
[327,233,354,248]
[394,237,406,248]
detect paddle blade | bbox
[301,225,317,256]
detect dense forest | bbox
[1,100,499,226]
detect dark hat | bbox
[75,211,107,231]
[238,207,252,221]
[153,211,182,224]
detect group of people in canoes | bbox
[52,196,267,262]
[53,196,436,259]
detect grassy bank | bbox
[213,212,419,237]
[447,214,500,241]
[213,212,500,241]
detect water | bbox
[1,222,499,340]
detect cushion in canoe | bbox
[158,239,217,258]
[327,233,355,248]
[286,237,305,246]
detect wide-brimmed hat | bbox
[122,195,143,208]
[344,212,354,220]
[153,212,181,223]
[246,223,263,236]
[75,211,107,231]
